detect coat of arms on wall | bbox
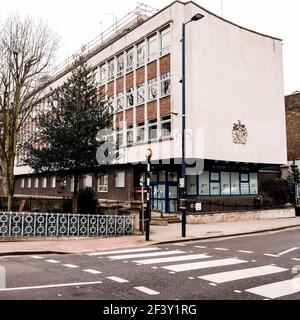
[232,120,248,145]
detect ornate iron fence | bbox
[0,212,133,238]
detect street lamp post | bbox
[291,159,298,215]
[181,13,204,238]
[145,148,152,241]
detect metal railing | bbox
[0,212,133,238]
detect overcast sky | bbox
[1,0,299,94]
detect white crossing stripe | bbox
[0,281,102,292]
[106,276,129,283]
[194,246,207,249]
[31,255,44,259]
[162,258,247,272]
[238,250,254,254]
[133,254,211,265]
[292,258,300,261]
[87,247,160,256]
[63,264,79,268]
[278,247,298,256]
[134,286,160,295]
[171,243,186,246]
[83,269,102,274]
[199,265,288,283]
[109,250,185,260]
[214,248,228,251]
[45,260,60,264]
[264,254,279,257]
[246,279,300,299]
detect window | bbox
[117,54,124,77]
[161,115,171,137]
[126,88,134,108]
[83,175,92,188]
[21,178,25,188]
[136,122,145,142]
[99,64,106,85]
[148,34,157,61]
[160,26,171,55]
[199,171,209,195]
[34,177,39,189]
[107,96,114,114]
[108,59,115,81]
[160,73,171,96]
[116,128,123,147]
[98,173,108,192]
[168,172,178,182]
[221,172,230,195]
[187,175,197,195]
[116,92,124,111]
[27,178,31,188]
[126,125,134,145]
[92,67,100,84]
[230,172,240,195]
[115,171,125,188]
[136,41,145,67]
[249,173,258,194]
[51,176,56,188]
[240,173,250,195]
[148,78,157,100]
[136,83,145,105]
[148,118,157,140]
[42,177,47,188]
[126,48,134,72]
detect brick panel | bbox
[125,109,133,125]
[107,81,114,96]
[160,96,171,116]
[116,76,124,93]
[136,67,145,85]
[99,85,106,100]
[126,72,134,89]
[136,105,145,123]
[160,54,170,75]
[147,61,157,80]
[115,112,123,128]
[147,101,157,119]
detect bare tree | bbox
[0,14,59,211]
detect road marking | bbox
[106,276,129,283]
[134,286,160,295]
[162,258,247,272]
[109,250,185,260]
[234,290,242,293]
[251,260,257,262]
[0,281,102,292]
[188,277,194,280]
[83,269,102,274]
[263,254,279,257]
[194,246,206,249]
[199,266,288,283]
[238,250,253,254]
[292,258,300,261]
[151,267,158,269]
[133,254,211,265]
[45,260,60,264]
[246,279,300,299]
[63,264,79,268]
[87,247,160,256]
[214,248,228,251]
[171,243,186,246]
[278,247,299,256]
[209,283,217,286]
[31,255,44,259]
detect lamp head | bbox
[191,13,204,21]
[145,148,153,159]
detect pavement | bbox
[1,217,300,256]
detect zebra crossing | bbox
[87,245,300,299]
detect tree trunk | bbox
[72,174,79,215]
[6,159,15,212]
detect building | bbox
[9,1,287,213]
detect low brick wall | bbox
[187,208,295,224]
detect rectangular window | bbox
[42,177,47,188]
[168,172,178,182]
[99,64,106,85]
[136,122,145,142]
[136,41,145,67]
[221,172,230,195]
[106,96,114,114]
[187,175,197,195]
[108,59,115,81]
[127,125,134,145]
[21,178,25,188]
[148,78,157,101]
[34,177,39,189]
[249,173,258,194]
[51,176,56,188]
[98,173,108,192]
[230,172,240,195]
[117,54,124,77]
[161,115,171,138]
[83,174,92,188]
[148,34,157,61]
[116,128,123,147]
[126,87,134,108]
[240,173,250,195]
[116,92,124,111]
[126,48,134,72]
[27,178,32,188]
[148,118,157,140]
[199,171,209,195]
[160,73,171,97]
[136,83,145,105]
[115,171,125,188]
[160,26,171,55]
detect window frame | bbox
[126,87,134,108]
[98,173,108,193]
[117,54,124,77]
[160,26,171,56]
[161,115,171,138]
[115,171,125,188]
[136,41,145,68]
[116,92,124,112]
[126,48,134,73]
[160,72,171,97]
[148,33,158,62]
[148,78,158,101]
[108,59,115,82]
[148,118,158,141]
[136,83,145,105]
[136,121,145,143]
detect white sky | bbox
[0,0,299,94]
